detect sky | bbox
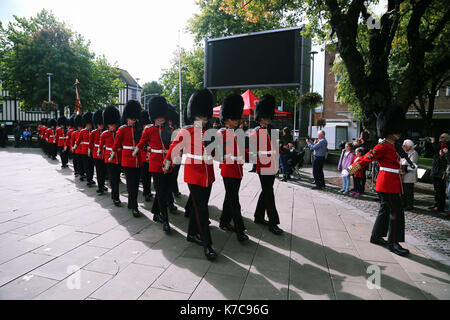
[0,0,327,93]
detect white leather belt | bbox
[94,144,99,147]
[258,150,275,155]
[59,137,67,139]
[105,147,112,151]
[123,146,134,150]
[150,149,165,154]
[187,153,212,161]
[229,155,243,161]
[81,142,89,145]
[379,167,400,174]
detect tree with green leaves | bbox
[219,0,450,136]
[0,9,123,116]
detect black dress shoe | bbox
[187,234,203,246]
[370,236,388,247]
[254,219,269,226]
[174,192,181,198]
[237,232,249,242]
[204,246,217,261]
[219,223,235,232]
[113,199,122,207]
[268,225,283,235]
[388,243,409,256]
[163,221,171,232]
[80,176,85,181]
[132,209,141,218]
[153,214,164,223]
[168,204,178,213]
[102,186,108,192]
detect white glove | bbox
[63,146,67,152]
[88,149,91,157]
[132,147,139,157]
[109,151,115,162]
[407,163,418,171]
[97,149,101,157]
[341,169,349,177]
[72,144,77,152]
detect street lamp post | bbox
[46,73,53,102]
[309,51,318,137]
[135,78,140,103]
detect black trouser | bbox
[354,177,363,193]
[140,162,152,196]
[94,158,106,189]
[82,154,95,182]
[58,146,68,166]
[49,143,57,158]
[432,177,446,210]
[221,177,245,233]
[361,172,367,193]
[123,167,140,210]
[254,174,280,226]
[188,184,212,247]
[106,163,121,201]
[372,192,405,243]
[401,183,414,209]
[151,172,170,222]
[74,153,85,176]
[185,194,193,217]
[312,156,325,188]
[170,164,181,195]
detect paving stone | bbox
[33,231,98,257]
[190,272,245,300]
[416,281,450,300]
[21,225,79,246]
[240,268,288,300]
[87,229,134,249]
[34,270,112,300]
[332,280,382,300]
[31,245,108,280]
[0,274,58,300]
[0,240,43,265]
[139,287,190,300]
[0,221,28,234]
[90,263,164,300]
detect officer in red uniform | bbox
[216,94,248,242]
[138,110,153,202]
[250,95,283,235]
[72,115,85,179]
[111,100,143,217]
[47,119,58,160]
[65,115,76,172]
[90,110,107,195]
[55,116,69,168]
[345,105,411,256]
[38,119,47,151]
[99,106,122,207]
[164,89,217,260]
[135,96,172,231]
[74,112,95,186]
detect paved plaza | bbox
[0,147,449,300]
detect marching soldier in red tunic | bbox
[38,119,47,152]
[65,115,76,173]
[250,95,283,235]
[345,105,412,256]
[74,112,95,187]
[164,89,217,260]
[111,100,143,217]
[138,110,153,202]
[90,110,107,195]
[135,96,173,231]
[55,116,69,168]
[99,106,122,207]
[71,115,85,179]
[217,94,248,242]
[166,104,181,213]
[46,119,58,160]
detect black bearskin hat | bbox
[41,118,48,126]
[377,104,406,138]
[255,94,275,121]
[187,89,214,121]
[220,94,244,122]
[82,111,94,126]
[123,99,141,120]
[139,110,150,126]
[183,107,192,126]
[167,104,180,127]
[93,110,104,127]
[48,118,57,128]
[74,114,83,128]
[57,116,68,127]
[103,106,121,126]
[148,96,168,122]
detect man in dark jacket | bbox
[429,133,450,212]
[0,124,7,147]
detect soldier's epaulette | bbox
[100,130,108,136]
[145,124,154,129]
[119,124,127,129]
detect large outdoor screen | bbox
[204,27,310,89]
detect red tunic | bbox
[351,141,402,193]
[165,125,215,187]
[112,125,142,168]
[75,128,90,155]
[38,125,46,138]
[55,127,67,147]
[99,130,121,164]
[65,128,74,148]
[89,129,103,160]
[137,124,171,173]
[218,127,244,179]
[249,126,278,175]
[351,156,364,178]
[46,128,56,144]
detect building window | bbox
[0,103,3,114]
[131,88,137,100]
[335,74,341,83]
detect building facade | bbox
[117,68,142,114]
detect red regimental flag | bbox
[75,79,82,115]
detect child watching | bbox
[351,147,364,197]
[338,142,354,194]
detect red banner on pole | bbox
[74,79,82,115]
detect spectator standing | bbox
[429,133,450,212]
[353,130,371,193]
[351,148,364,197]
[279,127,294,181]
[307,130,328,190]
[444,161,450,217]
[400,139,419,211]
[13,123,22,147]
[337,142,354,194]
[23,128,32,147]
